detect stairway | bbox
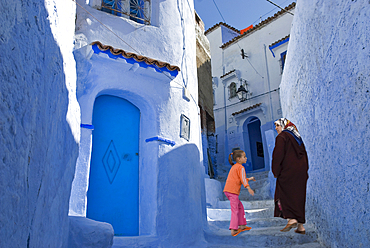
[216,170,272,201]
[204,170,324,247]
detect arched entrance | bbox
[87,95,140,236]
[243,117,264,171]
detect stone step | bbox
[246,170,270,180]
[247,178,270,188]
[238,183,272,201]
[204,224,321,248]
[207,207,274,221]
[208,217,286,229]
[216,169,270,183]
[206,241,324,248]
[216,199,274,209]
[220,181,272,201]
[288,242,325,248]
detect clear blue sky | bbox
[194,0,295,31]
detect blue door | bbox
[247,118,264,171]
[87,95,140,236]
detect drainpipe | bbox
[222,49,229,166]
[264,44,274,122]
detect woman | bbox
[272,118,309,234]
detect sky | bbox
[194,0,295,31]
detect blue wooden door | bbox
[87,95,140,236]
[248,118,264,171]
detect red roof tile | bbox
[220,2,295,49]
[269,35,290,47]
[232,103,262,116]
[220,69,236,79]
[204,22,240,36]
[92,41,180,72]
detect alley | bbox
[203,170,324,248]
[112,170,324,248]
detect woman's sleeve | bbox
[272,135,286,178]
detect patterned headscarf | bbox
[274,118,302,140]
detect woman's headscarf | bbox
[274,118,302,144]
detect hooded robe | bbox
[272,130,309,223]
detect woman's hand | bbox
[249,177,256,181]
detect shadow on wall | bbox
[156,144,207,247]
[0,1,79,247]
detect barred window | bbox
[229,82,237,99]
[101,0,151,25]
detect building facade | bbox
[69,0,207,246]
[195,11,216,178]
[206,3,295,174]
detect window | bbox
[280,50,287,73]
[229,82,237,99]
[101,0,151,24]
[213,89,216,105]
[215,135,218,153]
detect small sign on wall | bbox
[180,114,190,141]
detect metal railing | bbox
[101,0,150,25]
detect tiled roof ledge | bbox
[205,22,240,36]
[232,103,267,125]
[220,2,296,49]
[220,69,240,82]
[91,41,180,74]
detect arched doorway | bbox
[87,95,140,236]
[243,117,264,171]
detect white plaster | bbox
[1,0,79,247]
[280,1,370,247]
[207,7,294,170]
[69,0,206,245]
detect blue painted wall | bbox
[0,0,80,247]
[157,144,207,246]
[280,1,370,247]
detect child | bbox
[223,150,256,236]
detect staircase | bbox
[204,170,324,247]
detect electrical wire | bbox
[266,0,294,15]
[210,0,264,77]
[211,0,295,79]
[212,0,226,23]
[251,0,292,25]
[214,87,280,111]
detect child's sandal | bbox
[231,229,241,236]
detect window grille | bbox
[101,0,150,25]
[229,82,237,99]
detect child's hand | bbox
[247,187,254,196]
[249,176,256,181]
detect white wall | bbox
[281,1,370,247]
[70,0,206,245]
[0,0,79,247]
[207,10,294,169]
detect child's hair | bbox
[228,150,245,165]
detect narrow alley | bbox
[203,169,324,248]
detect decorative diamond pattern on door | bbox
[102,140,121,184]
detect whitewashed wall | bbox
[0,0,79,247]
[207,10,294,169]
[281,1,370,247]
[69,0,206,246]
